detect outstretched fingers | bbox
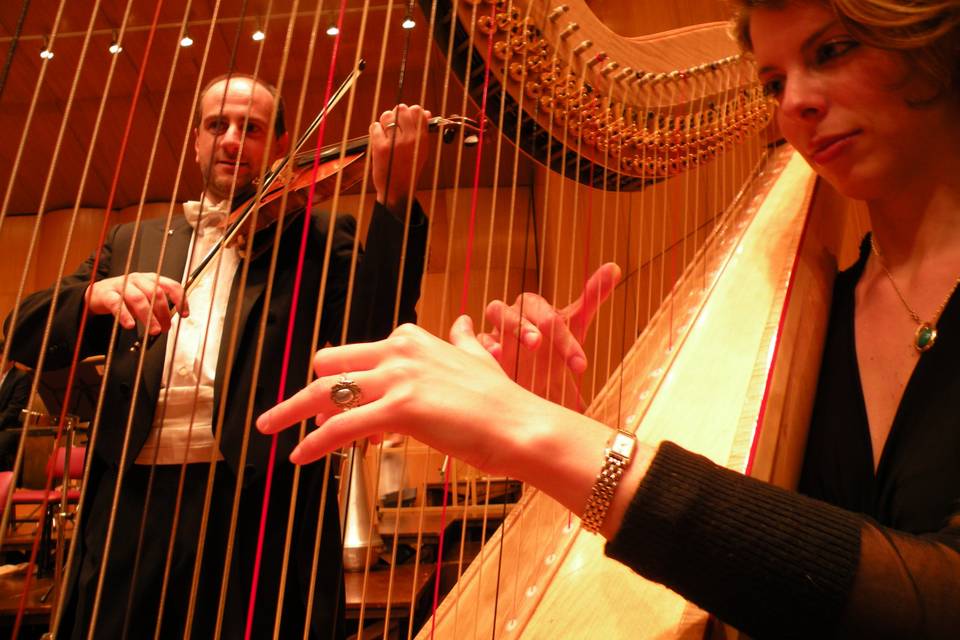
[256,370,383,436]
[565,262,621,341]
[484,300,542,350]
[289,401,392,464]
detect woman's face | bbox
[749,1,954,201]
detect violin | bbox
[132,60,479,350]
[183,114,480,294]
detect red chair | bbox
[0,470,13,514]
[7,446,85,575]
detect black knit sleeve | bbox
[606,441,960,638]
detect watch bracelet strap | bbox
[581,453,629,533]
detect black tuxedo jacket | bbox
[8,202,426,475]
[6,201,427,637]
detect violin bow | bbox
[129,62,366,352]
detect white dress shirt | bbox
[136,199,239,465]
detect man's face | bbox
[194,78,283,203]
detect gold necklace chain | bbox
[870,234,960,352]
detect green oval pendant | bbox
[915,323,937,352]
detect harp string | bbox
[114,1,244,637]
[272,7,363,634]
[138,7,279,639]
[0,0,73,628]
[461,0,531,624]
[294,0,372,634]
[353,3,445,635]
[427,1,499,633]
[224,2,387,637]
[333,0,422,631]
[4,0,173,634]
[0,0,31,102]
[265,5,337,638]
[0,0,124,582]
[406,3,775,635]
[372,0,453,630]
[88,0,228,635]
[0,2,426,636]
[375,0,462,634]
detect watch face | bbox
[610,432,636,458]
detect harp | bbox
[0,0,864,638]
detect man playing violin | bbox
[6,73,430,639]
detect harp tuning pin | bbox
[548,5,570,22]
[464,134,480,147]
[559,22,579,39]
[572,39,592,56]
[601,61,620,76]
[442,127,456,144]
[587,51,607,69]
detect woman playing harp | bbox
[259,0,960,636]
[5,73,432,638]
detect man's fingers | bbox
[155,275,189,317]
[143,282,173,335]
[121,281,159,331]
[109,292,136,329]
[566,262,621,340]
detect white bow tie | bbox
[182,199,229,232]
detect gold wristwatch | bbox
[581,429,637,534]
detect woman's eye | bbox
[815,40,858,66]
[762,78,784,100]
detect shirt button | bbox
[178,366,190,377]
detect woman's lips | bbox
[810,131,860,164]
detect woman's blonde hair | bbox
[732,0,960,97]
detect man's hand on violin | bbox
[370,104,432,213]
[477,263,621,411]
[85,273,189,336]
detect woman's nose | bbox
[778,71,827,123]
